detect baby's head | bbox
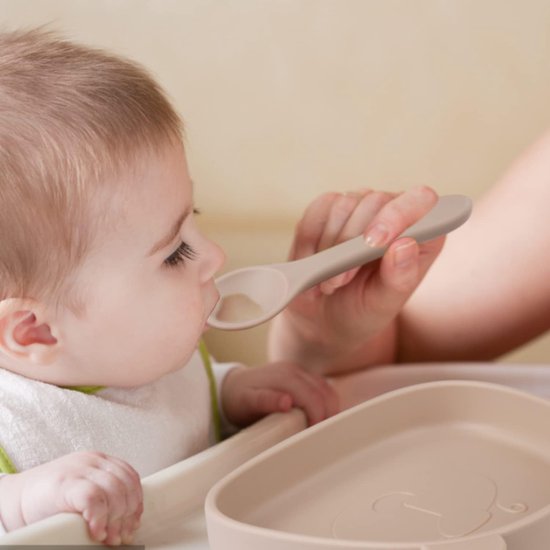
[0,30,224,387]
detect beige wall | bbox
[2,0,550,365]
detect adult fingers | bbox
[380,236,445,295]
[363,234,444,323]
[316,192,366,251]
[319,191,395,294]
[417,236,446,276]
[363,186,438,248]
[289,192,340,261]
[321,187,439,294]
[338,191,397,243]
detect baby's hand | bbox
[0,451,143,546]
[221,362,339,427]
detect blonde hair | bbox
[0,29,182,303]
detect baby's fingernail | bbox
[110,534,122,546]
[279,395,292,411]
[365,224,390,248]
[121,531,134,545]
[97,529,107,542]
[394,241,417,268]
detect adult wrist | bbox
[270,313,399,376]
[269,313,366,374]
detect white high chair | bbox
[3,363,550,548]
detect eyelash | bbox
[164,241,197,268]
[163,208,201,268]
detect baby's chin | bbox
[100,364,183,388]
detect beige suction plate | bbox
[206,381,550,550]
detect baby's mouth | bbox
[203,290,221,329]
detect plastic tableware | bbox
[208,194,472,330]
[206,380,550,550]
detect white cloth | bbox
[0,350,237,478]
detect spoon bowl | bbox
[211,267,289,328]
[208,194,472,330]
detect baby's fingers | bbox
[63,479,109,543]
[65,455,142,546]
[95,459,142,546]
[292,369,340,424]
[119,494,143,545]
[234,388,294,426]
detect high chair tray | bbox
[206,380,550,550]
[2,363,550,548]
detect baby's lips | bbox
[204,288,221,327]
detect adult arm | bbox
[399,131,550,361]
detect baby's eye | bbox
[164,242,197,268]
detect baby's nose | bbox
[201,238,225,282]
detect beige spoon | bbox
[208,194,472,331]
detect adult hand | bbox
[269,186,445,374]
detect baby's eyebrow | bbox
[148,206,192,256]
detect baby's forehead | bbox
[0,29,186,305]
[83,142,191,236]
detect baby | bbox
[0,30,339,545]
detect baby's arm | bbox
[221,362,339,427]
[268,186,444,374]
[0,451,142,546]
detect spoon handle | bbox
[284,194,472,292]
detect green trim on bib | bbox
[199,340,222,443]
[62,385,104,395]
[0,445,17,474]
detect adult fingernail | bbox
[327,273,347,289]
[365,224,389,248]
[394,241,416,268]
[320,281,336,295]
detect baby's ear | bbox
[0,298,59,365]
